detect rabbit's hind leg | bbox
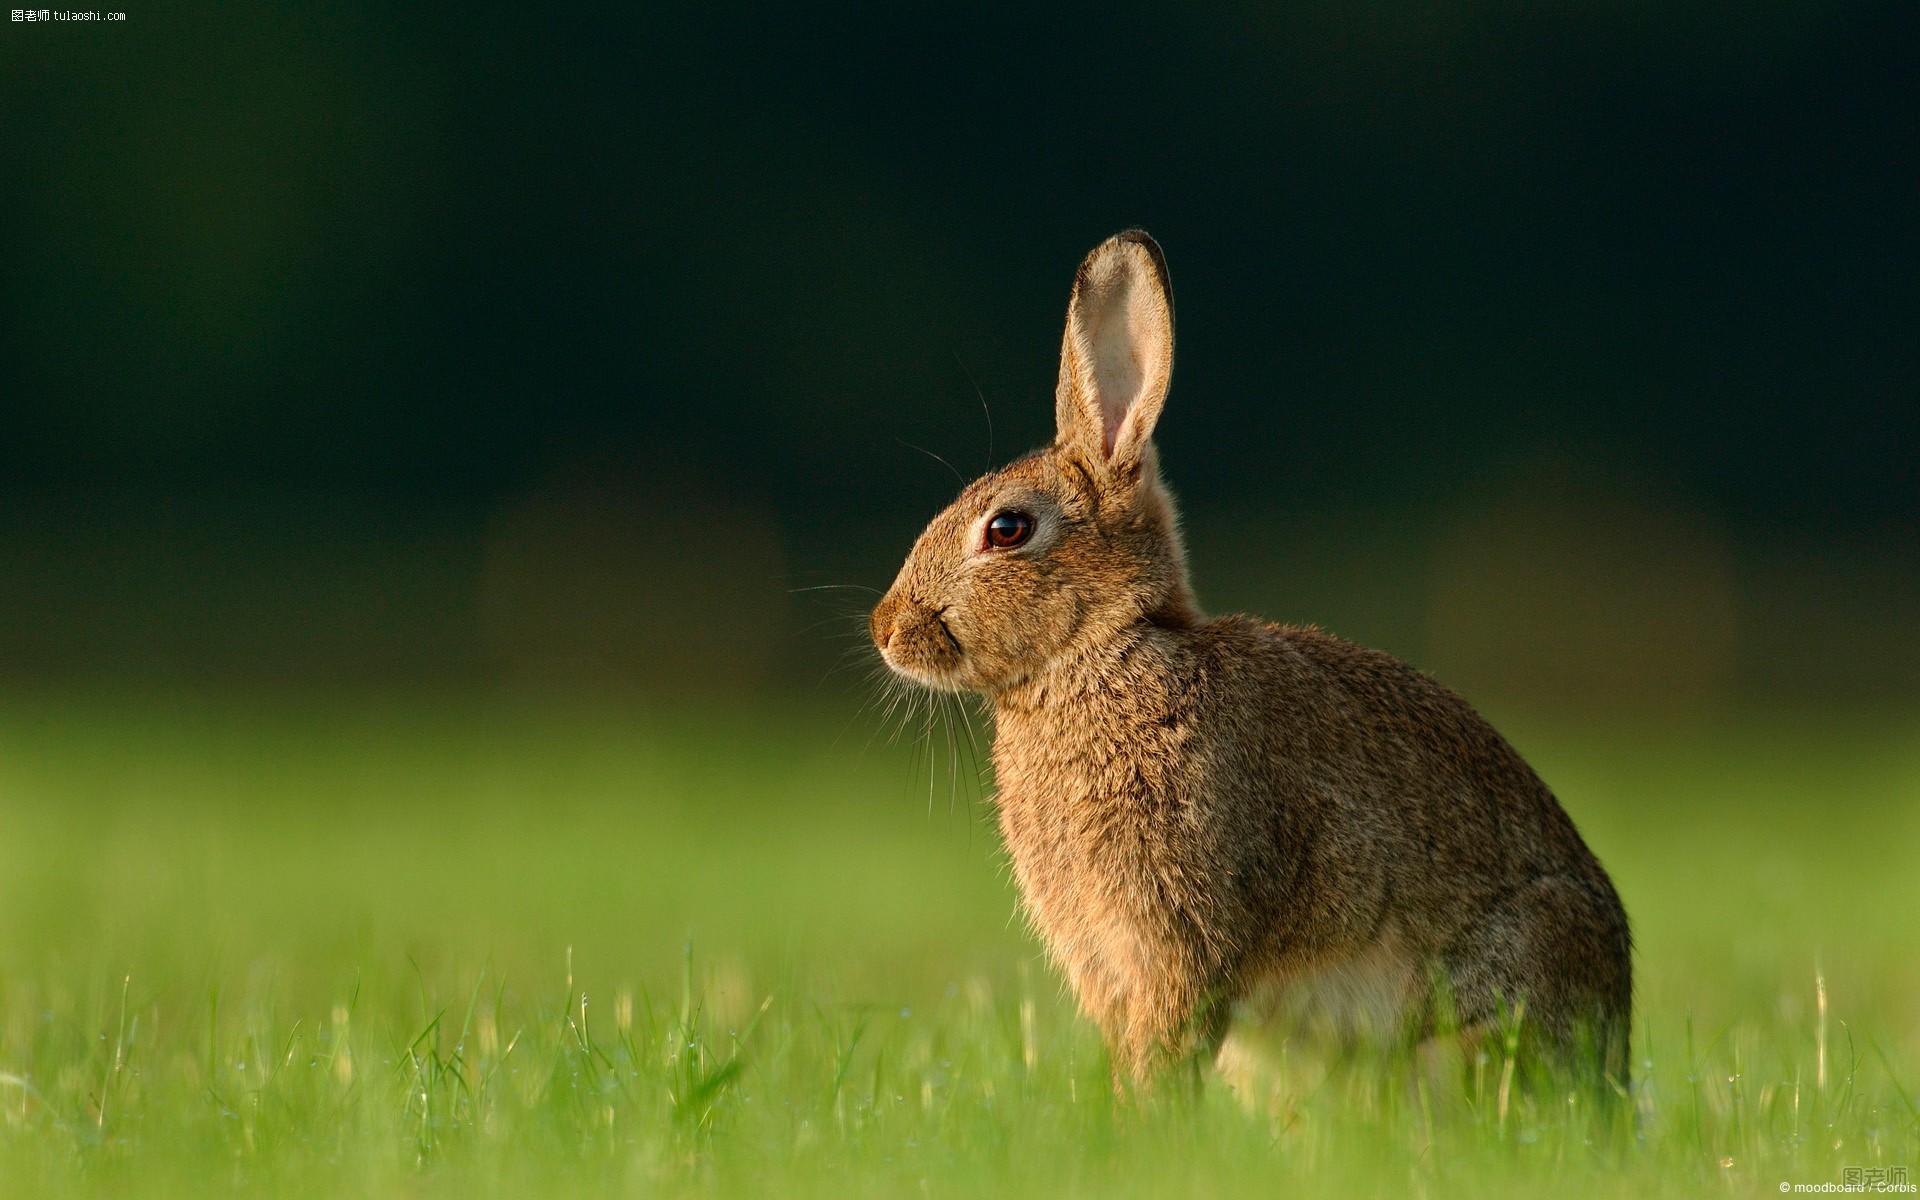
[1437,874,1632,1084]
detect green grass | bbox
[0,691,1915,1197]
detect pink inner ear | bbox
[1094,347,1140,456]
[1065,240,1171,463]
[1087,278,1146,457]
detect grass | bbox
[0,689,1915,1197]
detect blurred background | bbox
[2,2,1915,708]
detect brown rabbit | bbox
[870,231,1631,1087]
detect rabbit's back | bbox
[1211,621,1625,965]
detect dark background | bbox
[3,2,1914,707]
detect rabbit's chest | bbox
[995,773,1211,979]
[990,705,1229,1005]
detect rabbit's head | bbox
[872,231,1198,694]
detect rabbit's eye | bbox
[985,511,1034,550]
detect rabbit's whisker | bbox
[951,349,995,473]
[894,437,967,489]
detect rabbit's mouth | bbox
[873,599,969,690]
[930,610,964,656]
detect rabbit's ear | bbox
[1055,230,1174,476]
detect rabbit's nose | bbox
[871,594,902,650]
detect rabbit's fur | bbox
[871,231,1631,1085]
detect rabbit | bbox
[869,230,1631,1087]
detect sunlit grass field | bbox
[0,691,1915,1197]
